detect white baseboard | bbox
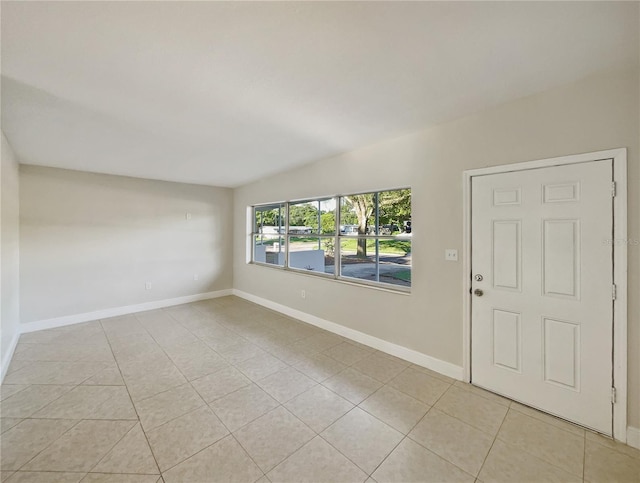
[20,289,233,334]
[627,426,640,449]
[1,331,20,383]
[233,289,463,380]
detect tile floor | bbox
[1,296,638,482]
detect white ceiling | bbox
[1,2,638,187]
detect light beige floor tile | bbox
[5,471,86,482]
[409,408,493,476]
[209,383,279,432]
[268,436,367,483]
[584,438,640,483]
[81,365,125,386]
[434,386,507,435]
[360,385,429,434]
[235,352,288,382]
[234,406,315,473]
[322,368,382,405]
[118,357,178,384]
[453,381,511,407]
[322,342,371,366]
[479,439,581,483]
[198,329,246,353]
[321,407,403,474]
[151,326,200,350]
[497,409,584,476]
[291,333,344,354]
[162,435,263,483]
[32,386,137,420]
[294,353,347,382]
[81,475,159,483]
[101,315,148,336]
[134,383,204,431]
[163,341,229,381]
[372,438,474,483]
[136,308,185,326]
[3,362,110,385]
[0,385,29,402]
[23,420,135,472]
[256,367,316,404]
[191,365,252,402]
[164,304,206,324]
[146,406,229,471]
[0,472,13,482]
[388,367,450,405]
[13,342,113,363]
[267,346,310,366]
[0,418,23,434]
[1,419,78,470]
[217,341,268,365]
[585,430,640,459]
[509,402,584,436]
[91,423,158,475]
[4,361,32,377]
[351,353,407,383]
[284,385,354,433]
[408,364,456,384]
[0,385,73,418]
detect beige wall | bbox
[20,166,233,323]
[233,68,640,428]
[1,133,21,371]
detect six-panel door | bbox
[471,160,613,434]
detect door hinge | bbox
[612,284,617,300]
[611,386,617,404]
[612,181,617,197]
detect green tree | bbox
[342,190,411,257]
[321,212,336,234]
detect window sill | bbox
[248,261,411,295]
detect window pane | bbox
[288,199,336,235]
[254,204,285,234]
[340,238,411,287]
[340,238,377,281]
[288,236,334,274]
[378,189,411,235]
[379,238,411,287]
[253,235,284,266]
[340,194,375,235]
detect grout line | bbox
[100,318,163,477]
[135,307,269,478]
[12,417,83,472]
[582,429,587,482]
[85,419,142,475]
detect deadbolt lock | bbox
[474,274,483,282]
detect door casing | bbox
[462,148,628,442]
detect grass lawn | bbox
[339,239,410,255]
[391,269,411,282]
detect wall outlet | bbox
[193,274,199,281]
[445,249,458,262]
[300,289,306,299]
[145,282,152,290]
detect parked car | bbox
[340,224,359,235]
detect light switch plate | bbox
[445,249,458,261]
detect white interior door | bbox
[471,160,614,434]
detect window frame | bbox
[250,188,411,293]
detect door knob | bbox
[474,289,484,297]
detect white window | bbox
[251,189,411,290]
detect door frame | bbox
[462,148,628,442]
